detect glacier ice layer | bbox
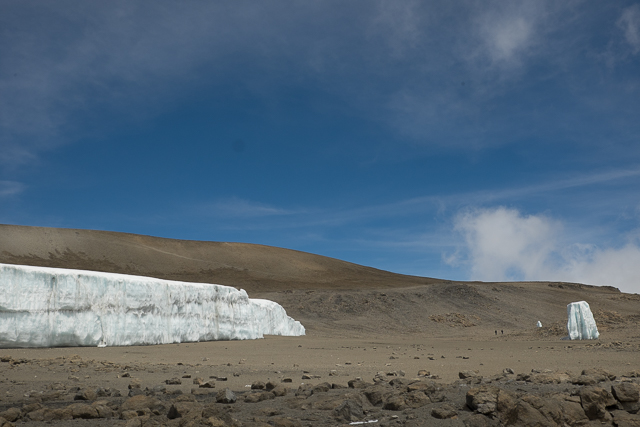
[566,301,599,340]
[0,263,305,348]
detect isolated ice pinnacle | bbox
[0,263,305,348]
[566,301,599,340]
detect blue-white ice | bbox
[0,263,305,348]
[566,301,599,340]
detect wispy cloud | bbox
[618,4,640,54]
[188,167,640,231]
[449,206,640,294]
[474,3,541,67]
[4,1,635,165]
[350,166,640,221]
[0,181,25,197]
[198,198,299,219]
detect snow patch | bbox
[0,263,304,348]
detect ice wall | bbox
[0,263,304,348]
[566,301,599,340]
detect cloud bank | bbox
[451,207,640,294]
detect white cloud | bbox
[480,16,534,64]
[200,198,296,218]
[618,4,640,54]
[0,181,25,197]
[472,2,544,68]
[450,207,640,294]
[453,207,560,280]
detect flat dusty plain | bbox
[1,224,639,426]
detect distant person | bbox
[495,330,497,335]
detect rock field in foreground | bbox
[1,355,639,426]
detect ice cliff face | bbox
[0,263,304,348]
[566,301,599,340]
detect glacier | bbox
[566,301,599,340]
[0,263,305,348]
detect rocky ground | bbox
[1,353,639,426]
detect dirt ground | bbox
[2,334,639,396]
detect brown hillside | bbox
[0,223,438,293]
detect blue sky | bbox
[2,1,640,293]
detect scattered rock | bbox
[165,377,182,385]
[264,380,278,390]
[43,408,73,421]
[459,370,480,379]
[216,388,236,404]
[405,390,431,408]
[121,395,164,415]
[302,374,321,379]
[127,387,144,397]
[464,413,500,426]
[612,382,640,402]
[383,395,406,411]
[120,410,138,421]
[128,379,142,389]
[167,401,202,419]
[66,403,99,419]
[92,403,113,419]
[74,388,96,401]
[334,400,364,422]
[579,386,617,420]
[610,410,640,426]
[348,379,371,389]
[582,368,616,381]
[0,408,20,423]
[311,382,331,394]
[572,375,598,385]
[431,404,458,419]
[244,391,276,403]
[148,385,166,395]
[466,386,498,415]
[272,385,288,397]
[271,417,302,427]
[364,385,395,407]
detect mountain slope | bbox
[0,224,437,293]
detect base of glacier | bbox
[0,263,305,348]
